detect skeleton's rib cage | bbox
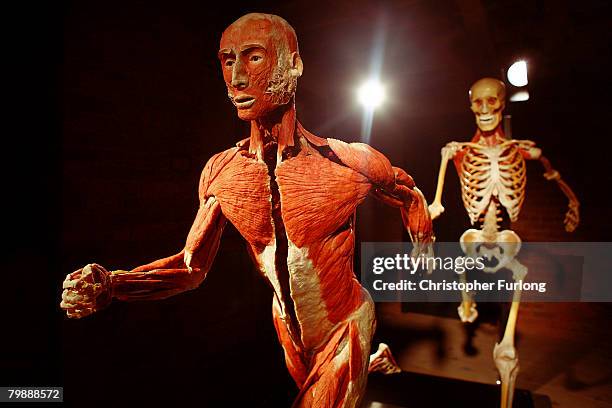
[458,140,531,225]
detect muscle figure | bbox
[60,13,431,407]
[428,78,579,408]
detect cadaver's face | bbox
[469,80,505,132]
[219,17,294,121]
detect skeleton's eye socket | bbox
[487,97,497,105]
[474,100,482,107]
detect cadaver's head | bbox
[219,13,303,121]
[469,78,506,132]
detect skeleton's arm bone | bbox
[538,155,576,198]
[538,155,580,231]
[429,142,463,219]
[519,141,580,231]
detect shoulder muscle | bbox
[327,138,395,188]
[199,147,240,199]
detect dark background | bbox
[3,0,611,406]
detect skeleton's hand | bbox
[564,201,580,232]
[60,263,112,319]
[428,202,445,220]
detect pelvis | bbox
[460,229,521,273]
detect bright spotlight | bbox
[358,79,385,109]
[507,60,528,87]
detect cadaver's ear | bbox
[290,52,303,78]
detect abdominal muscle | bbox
[254,240,364,352]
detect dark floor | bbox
[364,371,544,408]
[375,302,612,408]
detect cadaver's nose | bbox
[231,60,248,90]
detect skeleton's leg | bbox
[494,259,527,408]
[459,229,481,323]
[458,270,478,323]
[293,319,372,408]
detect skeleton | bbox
[60,13,431,407]
[428,77,579,408]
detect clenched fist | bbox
[60,263,112,319]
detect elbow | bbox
[184,250,194,271]
[181,251,205,289]
[185,267,207,291]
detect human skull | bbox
[469,78,505,132]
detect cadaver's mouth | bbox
[234,95,256,108]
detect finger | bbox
[67,308,91,319]
[60,300,74,310]
[565,213,578,225]
[63,278,79,289]
[89,264,110,284]
[81,264,94,282]
[60,301,82,312]
[63,289,85,304]
[564,220,576,232]
[91,263,109,273]
[65,271,80,284]
[69,269,84,279]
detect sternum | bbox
[489,149,501,195]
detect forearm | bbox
[111,260,205,301]
[400,186,434,243]
[539,156,579,203]
[535,154,580,231]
